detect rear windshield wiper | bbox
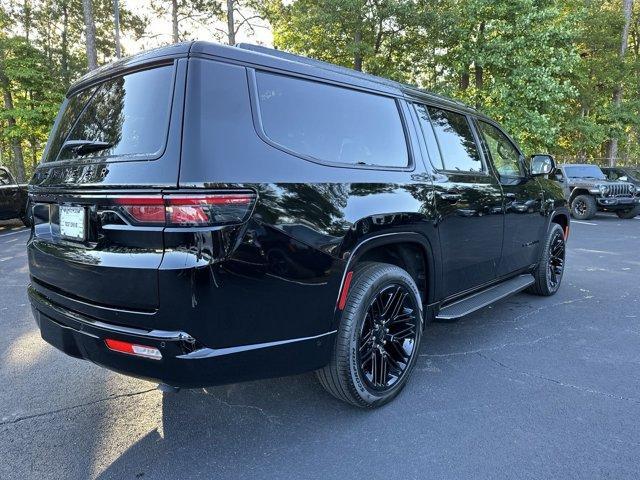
[60,139,113,156]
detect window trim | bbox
[413,102,488,176]
[474,117,526,179]
[247,68,415,172]
[44,61,178,166]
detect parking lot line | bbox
[572,220,598,225]
[0,228,28,238]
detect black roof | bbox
[70,41,477,115]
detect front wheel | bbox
[527,223,566,296]
[317,263,423,408]
[615,206,640,219]
[571,195,597,220]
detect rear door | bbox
[28,60,186,315]
[474,119,547,275]
[413,104,504,298]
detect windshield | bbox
[626,168,640,180]
[44,65,174,163]
[564,165,606,179]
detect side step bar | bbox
[436,274,535,320]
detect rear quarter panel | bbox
[167,56,440,348]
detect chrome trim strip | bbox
[177,330,338,359]
[29,286,194,342]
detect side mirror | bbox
[554,173,564,182]
[529,154,555,176]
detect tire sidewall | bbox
[344,267,422,406]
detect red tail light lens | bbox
[116,196,165,224]
[105,338,162,360]
[114,192,256,226]
[167,194,256,226]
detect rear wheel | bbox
[571,195,597,220]
[527,223,566,297]
[317,263,422,408]
[615,206,640,219]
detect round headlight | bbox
[630,184,637,193]
[598,185,609,194]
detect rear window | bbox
[45,65,175,163]
[427,107,483,173]
[255,71,409,168]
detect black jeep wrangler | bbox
[602,166,640,189]
[27,42,570,408]
[556,164,639,220]
[0,166,28,225]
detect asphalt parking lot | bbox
[1,215,639,480]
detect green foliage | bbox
[1,0,639,179]
[268,0,640,163]
[0,0,146,178]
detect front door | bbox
[414,104,504,299]
[475,120,547,275]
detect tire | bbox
[570,194,597,220]
[317,262,423,408]
[527,223,566,296]
[615,206,640,219]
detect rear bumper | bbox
[29,286,335,388]
[596,196,640,208]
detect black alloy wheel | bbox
[574,199,587,216]
[357,284,419,390]
[528,223,566,296]
[546,228,566,290]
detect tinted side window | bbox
[0,169,11,185]
[48,65,174,162]
[414,104,444,170]
[427,107,483,172]
[255,71,408,168]
[477,121,522,176]
[44,87,97,163]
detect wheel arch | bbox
[333,232,437,320]
[550,209,570,239]
[568,188,591,204]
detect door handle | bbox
[441,193,462,203]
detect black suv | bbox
[603,166,640,188]
[27,42,570,407]
[0,166,28,225]
[556,164,639,219]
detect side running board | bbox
[436,274,535,320]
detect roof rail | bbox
[235,43,472,111]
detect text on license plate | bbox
[60,206,86,240]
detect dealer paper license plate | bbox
[59,205,86,241]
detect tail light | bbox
[105,338,162,360]
[113,192,256,227]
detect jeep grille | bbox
[605,183,633,197]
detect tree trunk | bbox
[61,2,70,89]
[82,0,98,71]
[460,69,470,90]
[353,29,363,71]
[2,89,26,183]
[23,0,32,42]
[474,21,485,109]
[114,0,122,59]
[172,0,179,43]
[606,0,634,167]
[226,0,236,46]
